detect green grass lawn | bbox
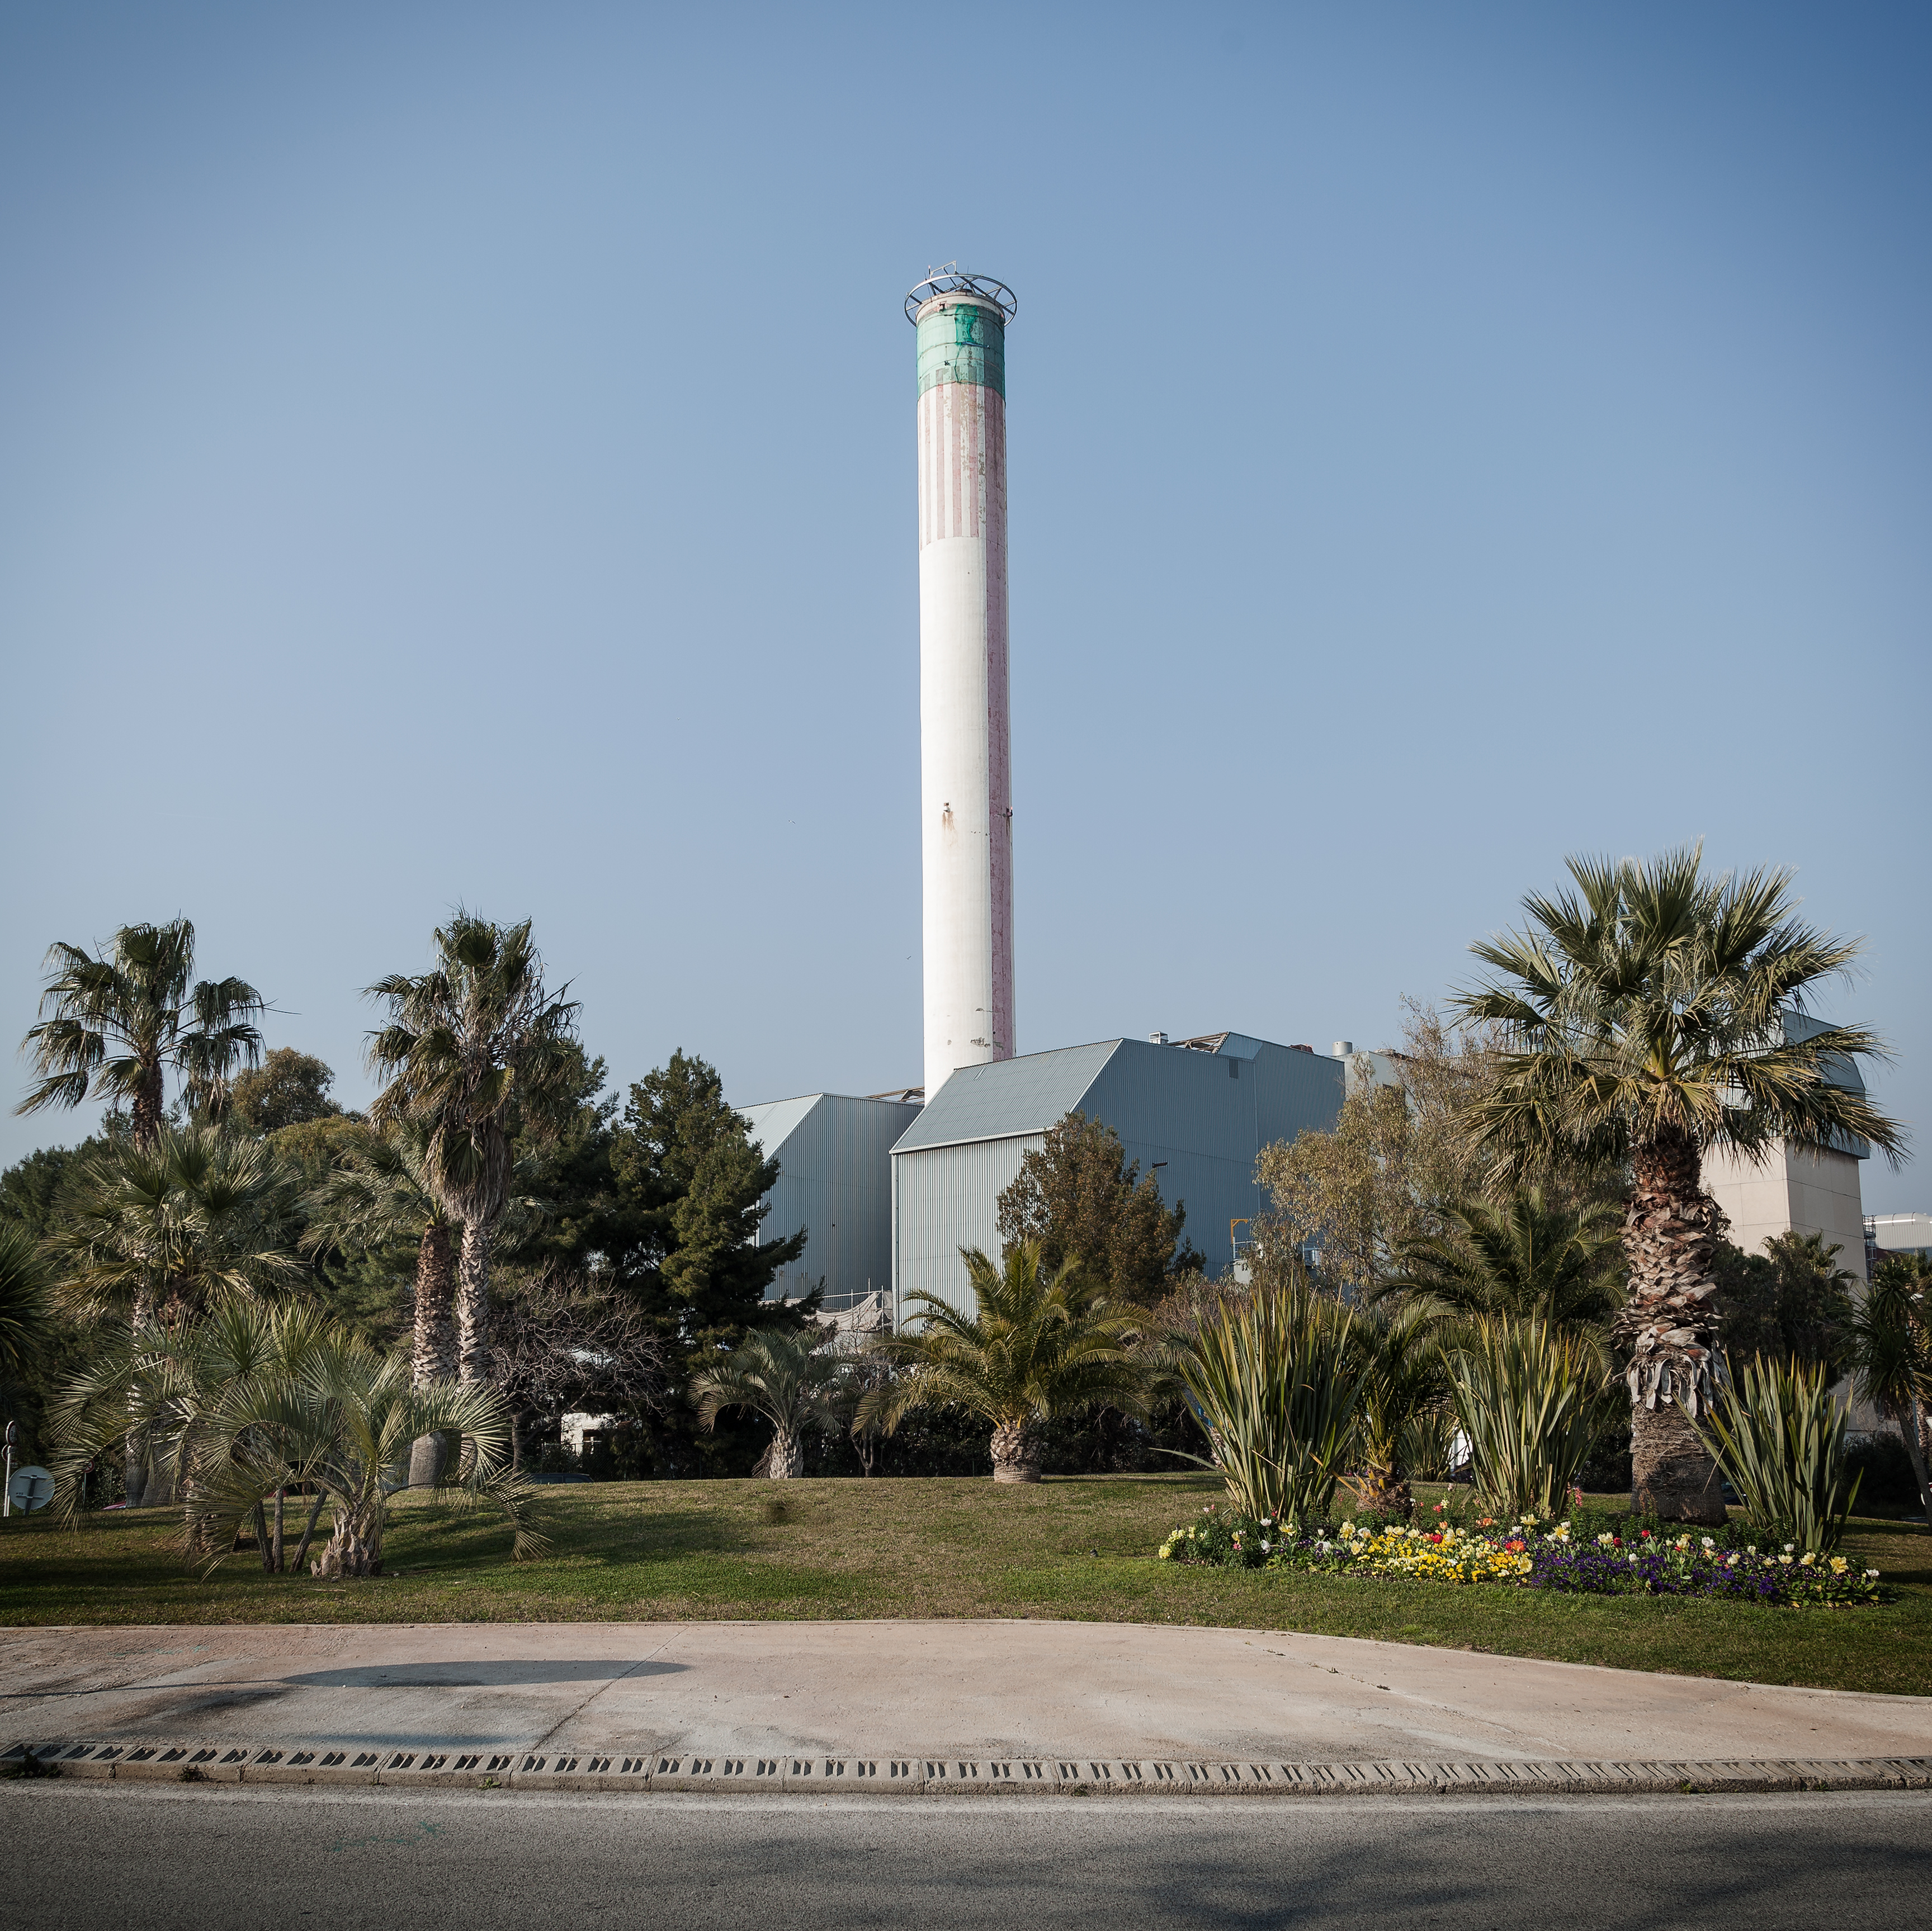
[2,1473,1927,1696]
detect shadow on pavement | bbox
[279,1660,684,1688]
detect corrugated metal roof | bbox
[890,1040,1122,1153]
[739,1094,823,1153]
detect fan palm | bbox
[0,1222,50,1383]
[49,1300,542,1575]
[689,1325,841,1478]
[1846,1255,1932,1518]
[1380,1189,1625,1331]
[857,1242,1147,1482]
[44,1124,301,1504]
[303,1120,460,1487]
[17,920,264,1151]
[46,1124,301,1330]
[1455,848,1904,1522]
[366,915,579,1385]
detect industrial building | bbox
[890,1031,1345,1317]
[1867,1212,1932,1262]
[741,1092,922,1314]
[735,277,1344,1324]
[732,268,1902,1343]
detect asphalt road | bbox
[4,1783,1929,1930]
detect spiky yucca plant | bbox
[1695,1355,1862,1555]
[1447,1317,1616,1522]
[1169,1284,1359,1525]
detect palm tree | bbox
[17,920,264,1151]
[365,915,579,1386]
[45,1124,301,1504]
[1379,1189,1625,1330]
[1456,849,1905,1522]
[0,1223,50,1384]
[857,1242,1147,1483]
[49,1301,542,1576]
[302,1120,460,1487]
[689,1325,842,1478]
[1346,1300,1448,1520]
[1847,1255,1932,1518]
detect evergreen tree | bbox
[229,1049,342,1133]
[607,1052,811,1371]
[996,1110,1197,1305]
[1714,1230,1859,1373]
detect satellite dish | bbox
[7,1466,52,1514]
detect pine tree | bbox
[608,1050,813,1367]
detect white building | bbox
[1700,1012,1874,1280]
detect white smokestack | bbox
[909,268,1018,1097]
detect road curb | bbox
[10,1738,1932,1797]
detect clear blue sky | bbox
[3,4,1926,1211]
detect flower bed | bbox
[1157,1504,1884,1607]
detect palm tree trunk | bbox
[990,1417,1042,1483]
[123,1284,155,1508]
[290,1487,327,1574]
[765,1426,804,1479]
[456,1219,493,1386]
[1353,1466,1413,1521]
[1619,1130,1727,1525]
[408,1222,457,1487]
[130,1064,165,1154]
[272,1484,286,1573]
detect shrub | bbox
[1448,1318,1614,1521]
[1169,1284,1359,1525]
[1844,1433,1920,1508]
[1696,1355,1862,1555]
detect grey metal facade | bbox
[740,1092,923,1310]
[890,1033,1345,1315]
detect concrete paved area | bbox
[4,1618,1930,1766]
[7,1781,1931,1931]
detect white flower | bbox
[1260,1541,1272,1554]
[1701,1537,1715,1550]
[1783,1543,1795,1554]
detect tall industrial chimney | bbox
[908,267,1018,1097]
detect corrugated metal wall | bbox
[890,1035,1345,1312]
[751,1095,923,1309]
[892,1132,1042,1318]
